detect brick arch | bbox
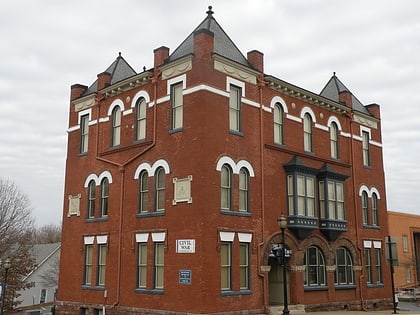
[332,236,361,266]
[261,230,300,266]
[299,234,333,265]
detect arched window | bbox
[112,107,121,147]
[372,193,379,226]
[334,247,354,285]
[138,171,148,213]
[274,103,284,145]
[362,191,368,225]
[330,122,339,159]
[239,168,249,212]
[304,246,326,287]
[100,178,109,217]
[303,113,313,152]
[135,98,146,141]
[87,180,96,218]
[155,167,165,212]
[221,165,232,211]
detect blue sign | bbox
[179,270,192,284]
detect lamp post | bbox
[277,215,290,315]
[0,258,11,315]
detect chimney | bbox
[70,84,88,101]
[193,28,214,61]
[154,46,170,68]
[97,71,111,91]
[338,91,353,108]
[247,50,264,73]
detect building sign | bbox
[172,176,193,204]
[179,270,192,284]
[176,239,195,253]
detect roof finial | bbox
[206,5,214,16]
[333,71,336,77]
[118,52,122,58]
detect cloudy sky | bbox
[0,0,419,226]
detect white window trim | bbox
[167,74,186,95]
[226,77,245,97]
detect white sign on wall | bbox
[176,239,195,253]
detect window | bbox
[135,98,146,141]
[375,248,382,284]
[362,191,368,225]
[221,165,232,211]
[229,85,241,132]
[80,114,89,154]
[239,168,249,212]
[138,171,148,213]
[39,288,47,304]
[87,180,96,218]
[364,248,372,284]
[403,235,409,252]
[330,122,339,159]
[362,130,370,166]
[111,107,121,147]
[406,266,412,283]
[154,243,164,289]
[372,193,379,226]
[274,103,284,144]
[155,167,165,212]
[304,246,326,287]
[319,181,344,220]
[334,247,354,285]
[97,244,107,286]
[171,82,183,130]
[137,243,147,288]
[84,244,93,285]
[287,174,315,217]
[100,178,109,217]
[239,243,249,290]
[303,113,313,152]
[221,242,232,290]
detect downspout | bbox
[256,75,269,314]
[94,70,160,310]
[346,111,367,311]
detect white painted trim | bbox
[108,98,124,116]
[219,231,235,242]
[152,232,166,242]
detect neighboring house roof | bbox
[167,6,250,67]
[320,72,371,116]
[23,242,61,281]
[83,52,137,96]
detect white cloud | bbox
[1,0,419,225]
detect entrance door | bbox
[268,257,289,305]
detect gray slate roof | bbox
[83,52,137,96]
[32,242,61,266]
[320,73,371,115]
[168,6,250,67]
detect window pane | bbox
[221,243,231,290]
[84,245,93,285]
[229,85,241,131]
[171,83,183,129]
[80,115,89,153]
[88,181,96,218]
[100,179,109,216]
[239,169,249,212]
[138,243,147,288]
[240,243,249,289]
[98,244,107,286]
[155,168,165,211]
[112,107,121,146]
[274,104,283,144]
[154,243,164,289]
[221,166,231,210]
[139,172,148,213]
[136,98,146,140]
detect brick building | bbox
[388,211,420,291]
[57,7,393,314]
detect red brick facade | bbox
[57,8,393,315]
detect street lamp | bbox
[277,215,290,315]
[0,258,11,315]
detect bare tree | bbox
[30,223,62,244]
[39,252,60,287]
[0,178,36,310]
